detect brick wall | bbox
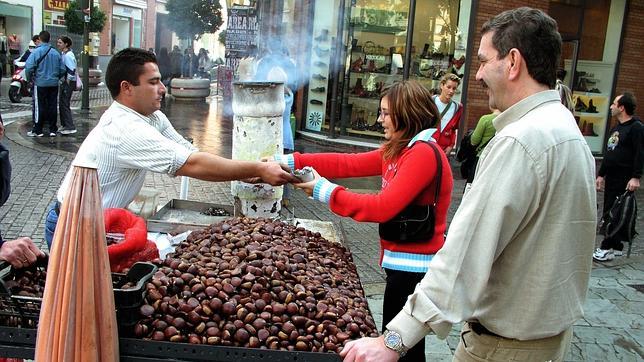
[98,0,112,55]
[462,1,550,130]
[143,0,157,51]
[614,1,644,112]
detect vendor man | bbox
[45,48,297,246]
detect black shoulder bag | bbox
[379,142,442,242]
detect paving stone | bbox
[582,298,639,328]
[590,286,630,301]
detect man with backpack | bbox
[25,31,66,137]
[594,92,644,261]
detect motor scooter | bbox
[8,60,32,103]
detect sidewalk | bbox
[0,90,642,360]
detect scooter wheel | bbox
[8,85,22,103]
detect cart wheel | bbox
[8,85,22,103]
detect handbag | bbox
[379,141,442,242]
[75,74,83,91]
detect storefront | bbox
[257,0,634,156]
[111,0,145,54]
[0,1,35,69]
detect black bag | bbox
[379,142,442,242]
[605,190,637,243]
[0,143,12,207]
[456,129,476,162]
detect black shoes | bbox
[310,99,324,105]
[312,74,327,80]
[575,98,588,112]
[311,87,325,93]
[587,99,598,113]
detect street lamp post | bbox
[81,0,90,112]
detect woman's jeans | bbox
[44,201,59,249]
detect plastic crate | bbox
[0,261,157,328]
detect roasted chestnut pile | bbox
[135,217,378,352]
[2,266,47,298]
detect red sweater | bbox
[432,101,463,150]
[293,142,453,268]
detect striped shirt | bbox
[57,102,197,208]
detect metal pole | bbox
[402,0,416,80]
[328,0,346,139]
[81,0,90,112]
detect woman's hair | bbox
[439,73,461,87]
[381,80,440,160]
[59,35,72,48]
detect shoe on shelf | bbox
[60,128,78,135]
[592,248,614,262]
[314,61,327,67]
[310,99,323,105]
[311,87,325,93]
[312,73,327,81]
[27,131,44,137]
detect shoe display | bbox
[366,60,376,73]
[350,57,363,72]
[575,98,588,112]
[587,99,598,113]
[314,46,330,57]
[314,29,329,42]
[312,74,327,81]
[310,99,323,105]
[27,131,44,137]
[311,87,325,93]
[588,88,601,93]
[592,248,614,262]
[60,128,78,135]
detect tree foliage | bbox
[166,0,224,41]
[64,1,107,35]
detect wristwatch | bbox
[383,330,408,357]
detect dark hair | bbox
[618,92,637,116]
[481,7,561,88]
[381,80,440,160]
[31,34,39,42]
[39,31,51,43]
[59,35,72,48]
[106,48,157,98]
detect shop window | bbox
[551,0,626,154]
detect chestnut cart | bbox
[0,326,342,361]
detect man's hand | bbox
[292,168,321,197]
[0,120,5,139]
[596,176,605,191]
[626,178,640,192]
[258,161,298,186]
[340,336,399,362]
[0,237,46,269]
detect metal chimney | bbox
[231,81,285,218]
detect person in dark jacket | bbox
[594,92,644,261]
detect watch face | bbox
[385,331,401,348]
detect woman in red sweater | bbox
[284,80,453,361]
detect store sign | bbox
[44,0,69,12]
[44,10,66,27]
[113,5,142,20]
[224,7,258,74]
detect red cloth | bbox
[104,208,158,272]
[293,143,453,260]
[432,100,463,150]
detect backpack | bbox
[456,130,477,179]
[604,191,637,253]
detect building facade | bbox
[254,0,642,156]
[0,0,42,52]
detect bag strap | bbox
[410,140,442,208]
[35,46,53,69]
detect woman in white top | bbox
[57,35,77,134]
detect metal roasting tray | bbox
[0,326,342,361]
[147,199,235,234]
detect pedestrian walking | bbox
[57,35,77,135]
[594,92,643,261]
[339,7,596,362]
[290,80,453,362]
[25,31,65,137]
[44,48,297,246]
[432,73,463,155]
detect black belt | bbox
[469,322,502,338]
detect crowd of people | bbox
[155,45,223,87]
[0,6,641,362]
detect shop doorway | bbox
[113,16,130,54]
